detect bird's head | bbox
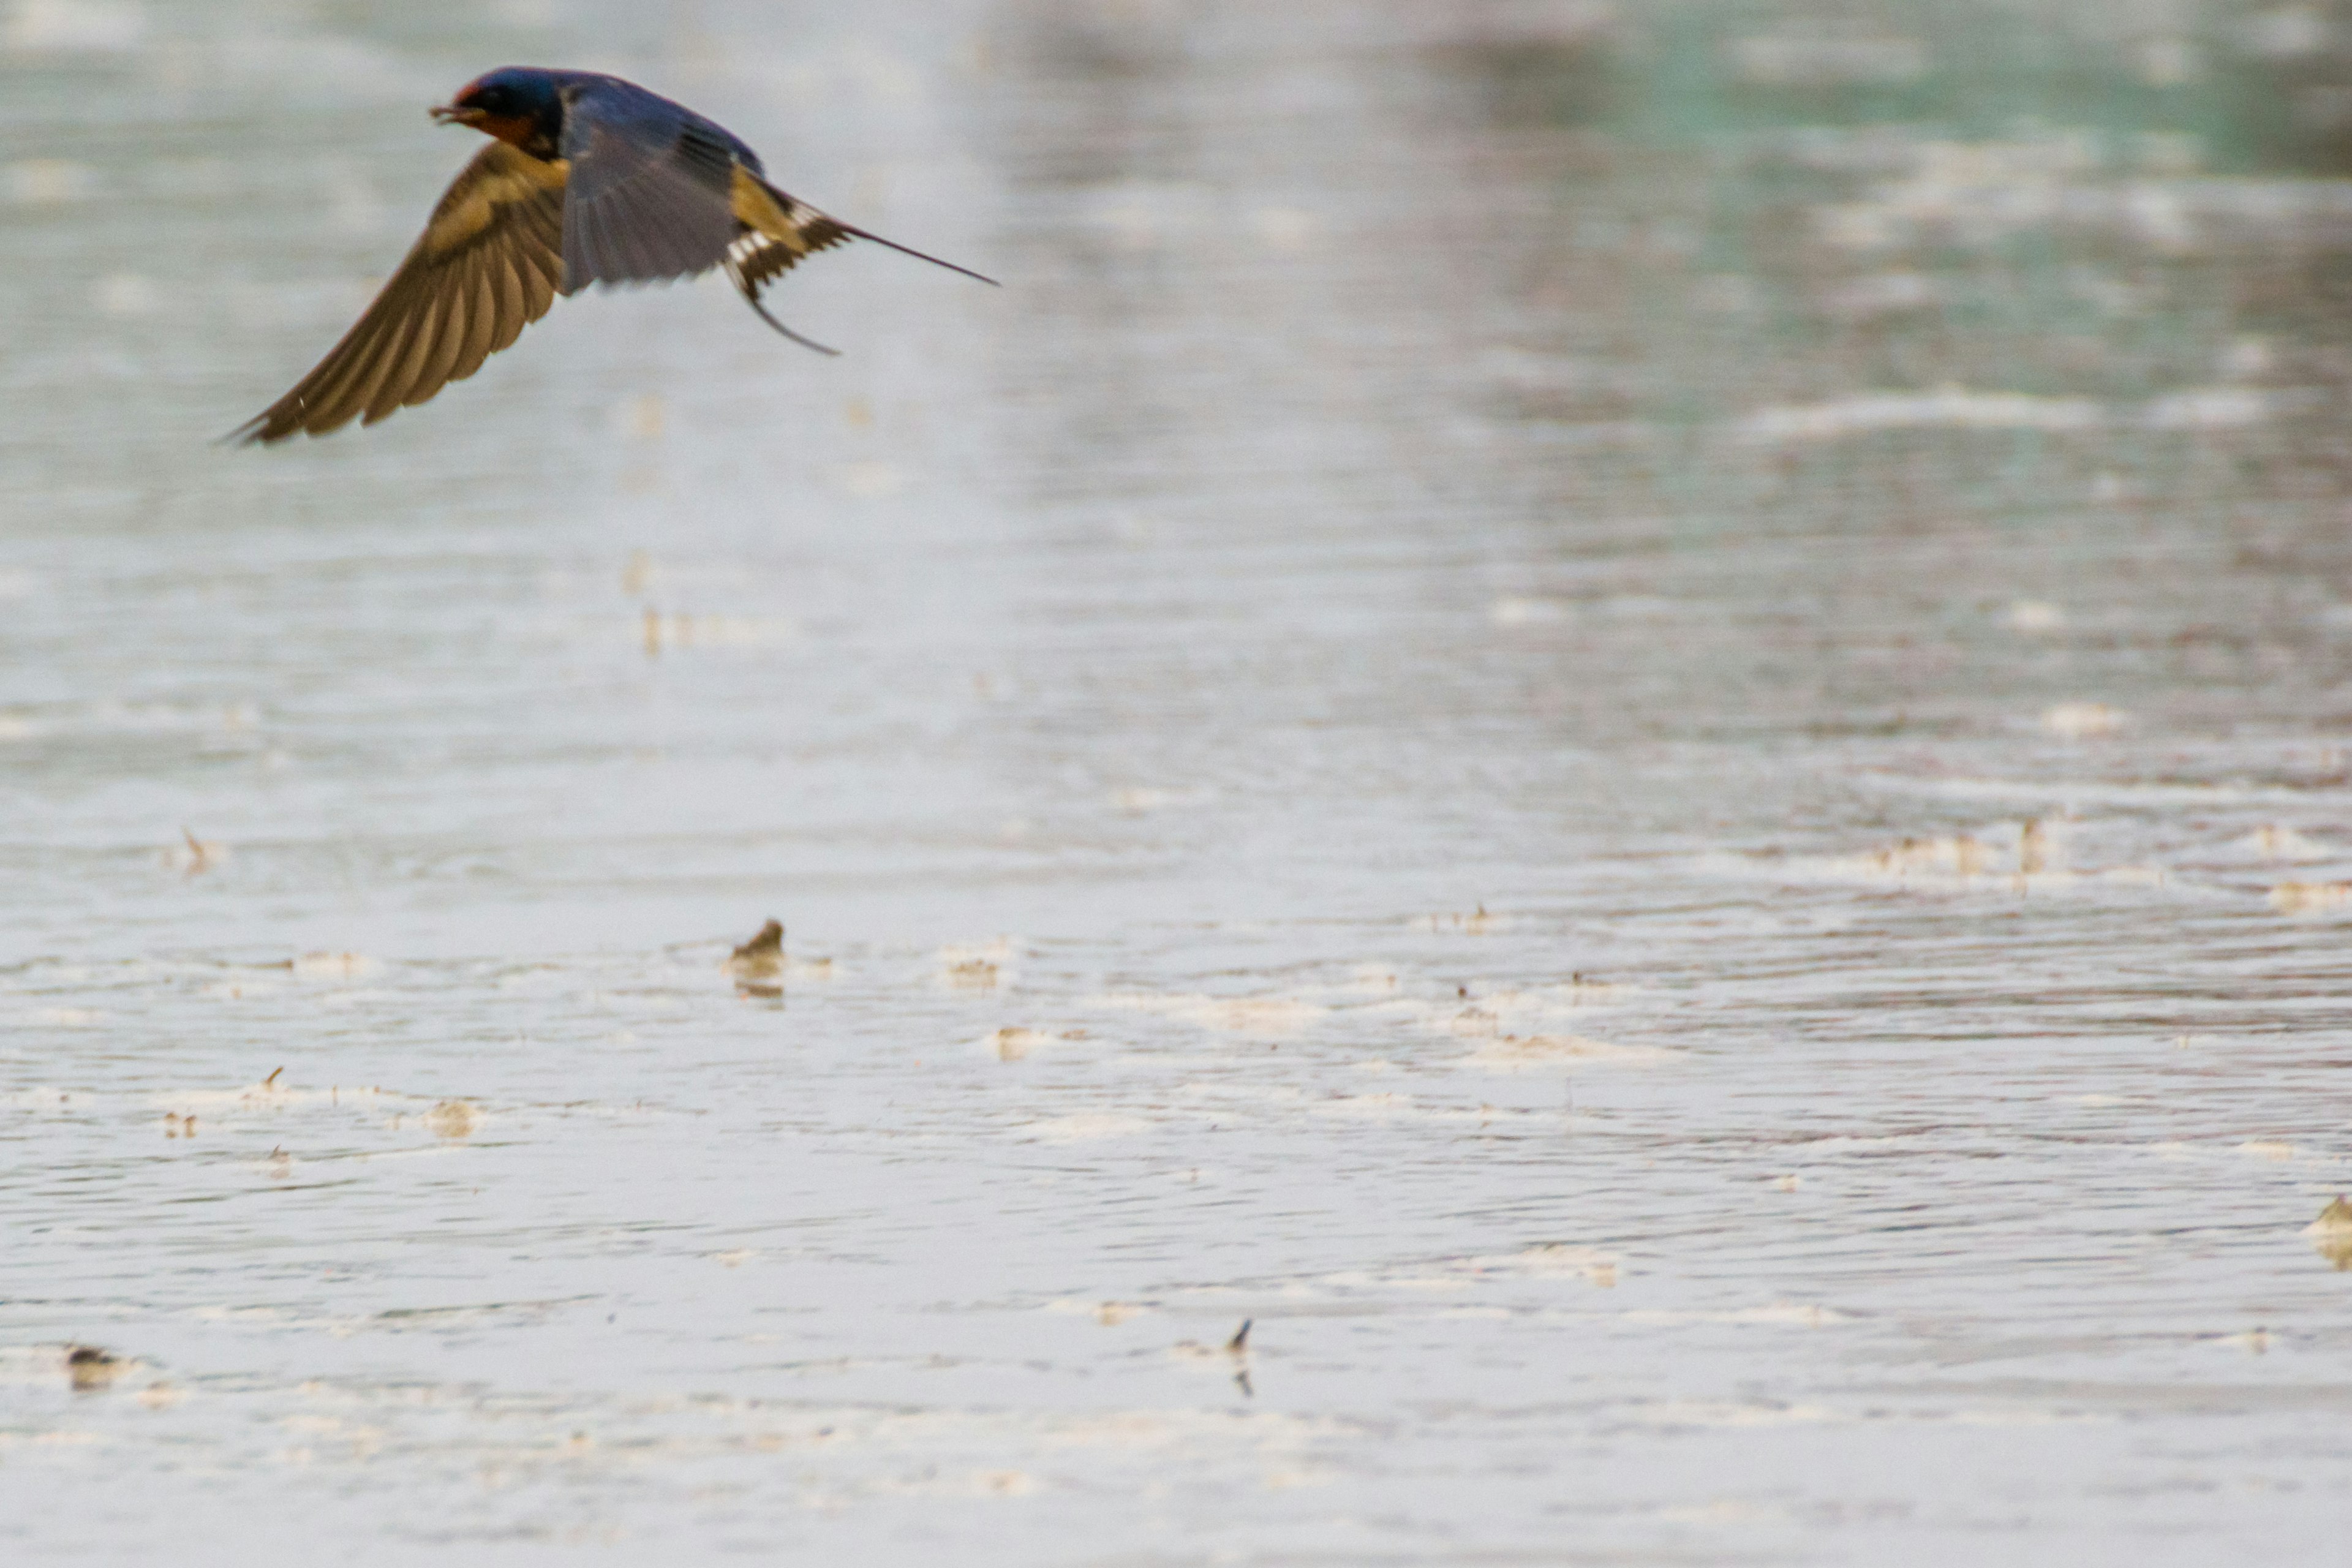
[431,68,563,150]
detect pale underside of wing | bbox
[237,142,568,445]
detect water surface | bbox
[7,1,2352,1561]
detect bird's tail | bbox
[738,290,841,356]
[821,214,1000,288]
[725,171,996,355]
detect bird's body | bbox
[237,67,990,444]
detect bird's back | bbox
[551,70,764,175]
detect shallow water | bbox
[9,0,2352,1561]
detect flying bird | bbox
[235,67,993,445]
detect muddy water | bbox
[8,0,2352,1561]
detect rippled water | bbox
[9,0,2352,1561]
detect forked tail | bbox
[726,173,997,355]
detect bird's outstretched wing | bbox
[235,141,568,445]
[558,77,753,290]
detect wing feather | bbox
[449,255,500,383]
[557,81,745,290]
[365,295,442,424]
[421,254,490,394]
[487,252,529,354]
[580,200,628,283]
[608,197,663,280]
[518,237,559,319]
[410,281,473,412]
[284,260,423,427]
[303,311,405,434]
[566,200,605,284]
[236,141,570,444]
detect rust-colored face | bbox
[431,81,537,149]
[472,111,538,147]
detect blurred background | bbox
[7,0,2352,1561]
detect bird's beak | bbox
[431,104,484,126]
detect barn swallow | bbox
[235,67,993,445]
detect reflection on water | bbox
[8,0,2352,1560]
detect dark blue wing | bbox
[555,74,762,293]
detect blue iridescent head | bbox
[432,67,565,151]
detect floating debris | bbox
[66,1345,123,1391]
[1425,905,1507,934]
[1845,833,1997,878]
[941,940,1016,989]
[1167,1321,1257,1396]
[725,919,785,990]
[165,825,224,875]
[989,1027,1048,1061]
[2307,1197,2352,1270]
[422,1100,480,1140]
